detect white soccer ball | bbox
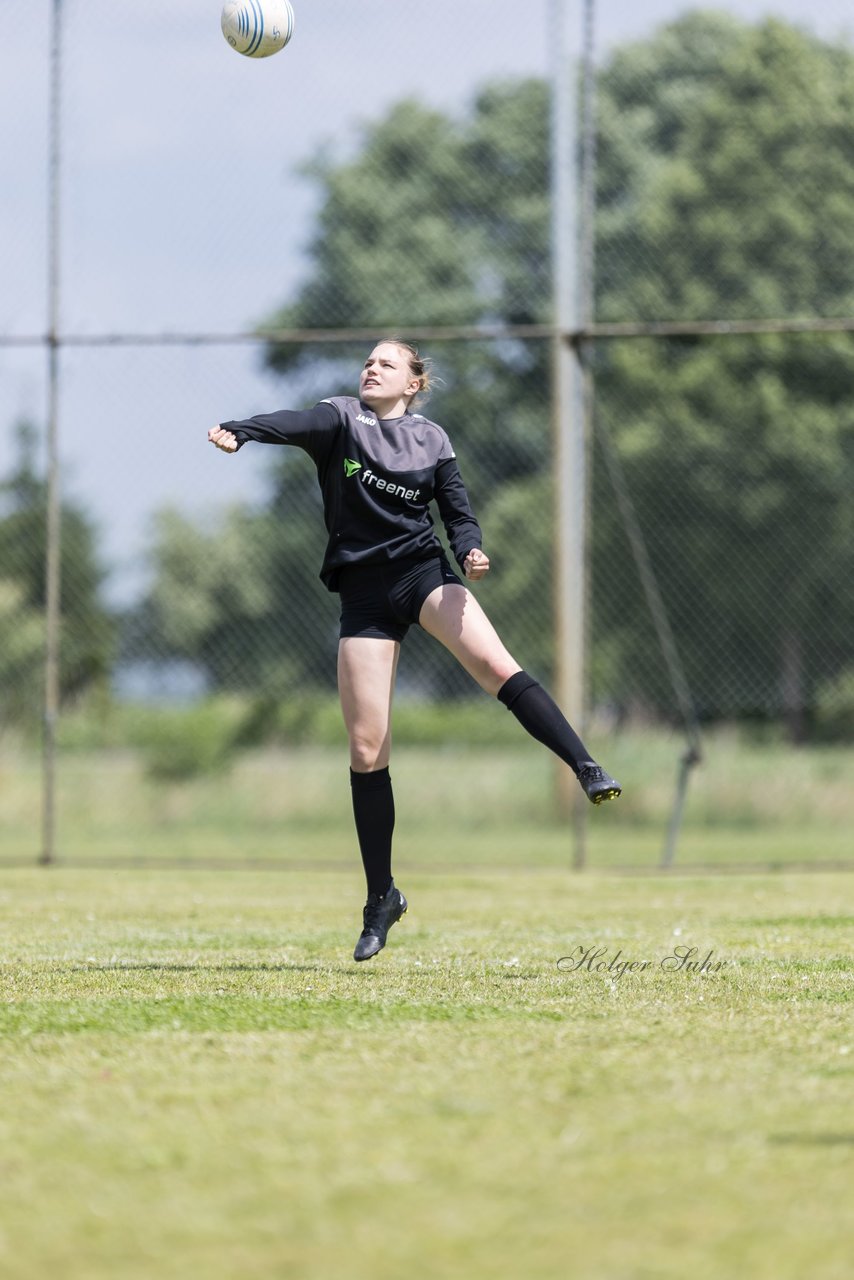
[221,0,295,58]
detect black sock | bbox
[350,767,395,898]
[497,671,592,776]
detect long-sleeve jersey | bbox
[221,395,483,591]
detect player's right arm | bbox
[208,401,340,459]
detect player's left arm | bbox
[433,457,489,581]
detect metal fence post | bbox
[41,0,64,866]
[551,0,588,865]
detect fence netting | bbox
[1,0,853,866]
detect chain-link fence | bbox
[2,1,853,868]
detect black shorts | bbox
[338,553,464,642]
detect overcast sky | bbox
[1,0,851,603]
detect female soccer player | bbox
[208,340,620,961]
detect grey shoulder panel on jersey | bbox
[325,397,456,472]
[319,397,347,418]
[410,413,456,461]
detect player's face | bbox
[359,344,420,408]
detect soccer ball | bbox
[221,0,295,58]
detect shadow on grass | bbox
[768,1132,854,1146]
[69,962,347,974]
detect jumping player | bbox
[208,340,621,961]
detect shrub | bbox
[135,702,243,783]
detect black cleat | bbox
[577,762,622,805]
[353,880,408,962]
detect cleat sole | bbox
[593,788,621,805]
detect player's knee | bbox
[480,656,522,697]
[466,658,517,699]
[348,729,389,772]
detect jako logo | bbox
[356,413,377,427]
[343,458,362,477]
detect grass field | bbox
[1,865,851,1279]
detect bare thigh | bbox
[337,636,400,772]
[418,584,521,696]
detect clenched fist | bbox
[208,425,238,453]
[463,548,490,581]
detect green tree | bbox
[133,467,339,693]
[591,14,854,735]
[0,421,115,723]
[0,580,44,724]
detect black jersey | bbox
[222,395,483,590]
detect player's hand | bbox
[208,425,238,453]
[464,548,490,581]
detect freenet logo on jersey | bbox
[361,468,421,502]
[343,457,420,502]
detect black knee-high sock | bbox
[350,767,395,898]
[497,670,593,776]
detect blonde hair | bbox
[377,337,435,406]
